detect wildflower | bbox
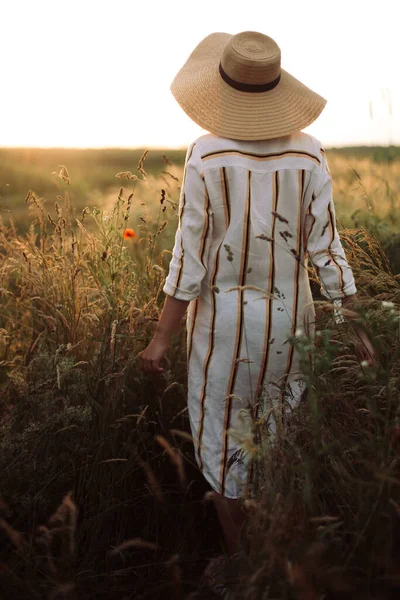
[123,228,136,239]
[295,327,305,338]
[381,301,395,309]
[360,360,370,368]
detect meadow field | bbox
[0,146,399,599]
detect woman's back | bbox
[164,130,355,316]
[194,131,323,296]
[163,131,356,497]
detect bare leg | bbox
[212,493,247,556]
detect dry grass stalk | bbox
[48,583,75,600]
[169,429,194,444]
[53,165,71,185]
[0,518,25,552]
[115,171,139,181]
[166,553,182,600]
[155,435,186,487]
[137,457,164,503]
[138,150,149,179]
[109,537,158,555]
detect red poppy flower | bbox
[123,228,136,239]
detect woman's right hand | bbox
[341,294,377,367]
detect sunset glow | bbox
[1,0,398,148]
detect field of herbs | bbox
[0,147,399,599]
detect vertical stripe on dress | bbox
[173,143,196,295]
[220,167,231,230]
[196,171,231,470]
[198,188,211,269]
[304,191,316,254]
[173,194,186,292]
[187,298,198,366]
[327,202,344,295]
[255,171,279,401]
[196,244,221,470]
[306,191,320,283]
[278,170,304,412]
[219,170,252,495]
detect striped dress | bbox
[163,132,357,499]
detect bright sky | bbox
[0,0,398,148]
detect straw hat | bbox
[171,31,326,140]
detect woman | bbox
[139,31,376,557]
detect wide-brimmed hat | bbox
[171,31,326,140]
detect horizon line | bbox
[0,143,399,151]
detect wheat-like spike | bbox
[155,435,186,487]
[138,150,149,178]
[169,429,194,443]
[115,171,139,181]
[109,538,158,555]
[0,518,25,551]
[137,457,164,503]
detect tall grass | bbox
[0,152,399,599]
[241,235,400,599]
[0,157,220,599]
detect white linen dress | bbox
[163,132,357,498]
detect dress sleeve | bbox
[163,142,213,301]
[305,151,357,300]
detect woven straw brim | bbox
[171,33,327,141]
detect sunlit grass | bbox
[0,148,399,598]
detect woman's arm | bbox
[140,142,212,374]
[139,295,189,373]
[306,152,376,366]
[305,153,357,301]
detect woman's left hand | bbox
[138,295,189,374]
[138,335,169,373]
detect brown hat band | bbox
[219,63,281,93]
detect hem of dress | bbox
[200,467,245,500]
